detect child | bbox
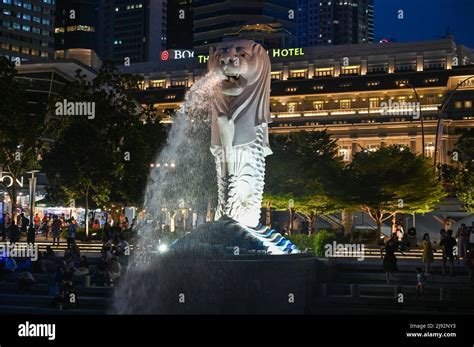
[416,268,426,300]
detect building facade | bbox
[98,0,167,64]
[54,0,101,68]
[0,0,56,62]
[125,38,474,165]
[296,0,374,47]
[193,0,296,53]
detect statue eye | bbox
[240,53,246,57]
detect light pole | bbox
[434,75,474,166]
[401,83,424,159]
[26,170,39,226]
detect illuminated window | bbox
[425,143,435,158]
[287,102,297,112]
[165,95,176,100]
[285,87,297,92]
[313,101,324,110]
[369,98,379,108]
[367,81,380,87]
[341,65,360,75]
[455,101,462,109]
[340,99,351,109]
[314,67,333,77]
[424,78,439,84]
[150,80,165,88]
[366,144,379,152]
[289,69,307,79]
[271,71,282,80]
[313,85,324,90]
[338,147,351,161]
[395,80,409,86]
[54,27,65,33]
[171,80,187,87]
[465,101,473,108]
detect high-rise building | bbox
[98,0,166,64]
[54,0,101,68]
[0,0,56,62]
[193,0,296,54]
[297,0,374,47]
[166,0,193,49]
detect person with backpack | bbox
[440,229,457,276]
[52,215,62,246]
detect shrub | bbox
[313,229,336,257]
[286,234,317,252]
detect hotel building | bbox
[124,38,474,165]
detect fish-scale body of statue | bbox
[208,40,272,228]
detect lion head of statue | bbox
[207,40,272,151]
[208,39,270,97]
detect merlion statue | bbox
[208,39,272,228]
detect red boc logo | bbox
[161,50,170,61]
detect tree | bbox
[335,145,447,238]
[452,128,474,212]
[0,57,45,219]
[264,130,344,234]
[42,63,166,235]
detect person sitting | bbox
[75,256,90,277]
[108,256,122,286]
[17,271,36,292]
[31,252,47,273]
[49,265,65,308]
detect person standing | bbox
[3,213,11,241]
[440,229,456,276]
[52,215,62,246]
[456,223,470,262]
[421,233,434,275]
[381,234,399,284]
[33,213,41,233]
[66,217,77,249]
[9,220,20,245]
[20,213,29,238]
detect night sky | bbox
[375,0,474,48]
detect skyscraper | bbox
[297,0,374,47]
[166,0,193,49]
[98,0,166,64]
[54,0,101,68]
[193,0,296,53]
[0,0,56,62]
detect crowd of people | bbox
[381,222,474,298]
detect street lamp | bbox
[400,83,425,159]
[434,75,474,166]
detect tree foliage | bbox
[0,57,45,217]
[42,63,166,233]
[334,145,446,237]
[264,130,345,231]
